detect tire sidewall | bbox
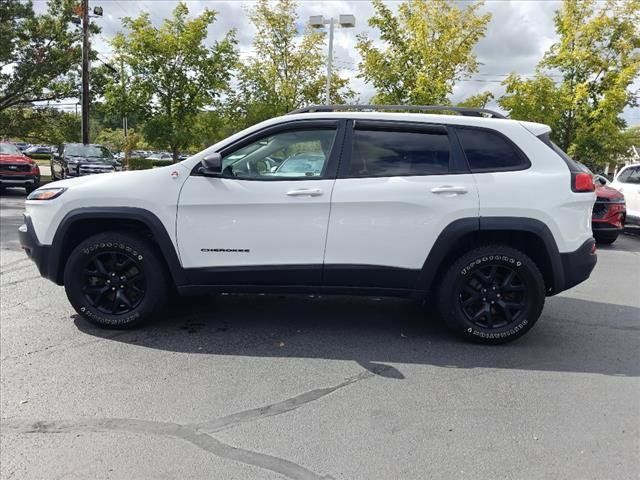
[440,247,545,344]
[64,233,166,328]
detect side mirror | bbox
[596,177,607,186]
[200,152,222,175]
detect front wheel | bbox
[64,232,168,328]
[437,245,545,344]
[594,231,619,245]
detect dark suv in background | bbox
[51,143,122,180]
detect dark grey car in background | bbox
[51,143,122,180]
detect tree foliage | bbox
[499,0,640,168]
[228,0,355,130]
[357,0,491,105]
[0,107,79,145]
[106,2,237,161]
[0,0,87,110]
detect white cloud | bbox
[31,0,638,124]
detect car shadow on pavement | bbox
[73,293,640,379]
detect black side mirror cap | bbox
[200,152,222,175]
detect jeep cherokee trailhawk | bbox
[19,105,597,344]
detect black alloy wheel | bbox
[82,251,146,315]
[64,232,167,328]
[458,264,527,329]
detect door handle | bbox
[285,188,323,197]
[431,185,468,194]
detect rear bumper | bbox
[18,215,54,282]
[559,238,597,292]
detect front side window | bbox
[348,129,450,177]
[221,129,336,179]
[458,128,527,171]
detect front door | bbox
[177,120,344,285]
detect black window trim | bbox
[190,119,347,182]
[337,119,469,179]
[453,125,531,174]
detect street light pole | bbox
[81,0,90,144]
[325,17,334,105]
[309,14,355,106]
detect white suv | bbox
[19,106,597,344]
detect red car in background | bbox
[592,175,626,244]
[0,142,40,194]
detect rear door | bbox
[323,120,479,289]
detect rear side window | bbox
[619,166,640,184]
[349,129,450,177]
[457,128,528,172]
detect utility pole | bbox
[81,0,90,144]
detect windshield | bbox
[0,143,22,155]
[66,144,113,159]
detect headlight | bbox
[27,187,67,200]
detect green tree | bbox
[0,106,79,145]
[229,0,355,130]
[357,0,491,105]
[457,91,494,109]
[107,2,237,161]
[499,0,640,169]
[0,0,87,110]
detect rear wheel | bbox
[64,232,168,328]
[437,245,545,344]
[594,231,619,245]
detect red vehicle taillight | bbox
[572,172,595,192]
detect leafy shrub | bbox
[126,157,173,170]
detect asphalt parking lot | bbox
[1,188,639,480]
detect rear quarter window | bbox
[456,127,529,172]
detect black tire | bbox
[64,232,168,328]
[25,182,38,195]
[437,245,545,344]
[594,231,619,245]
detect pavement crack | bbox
[2,418,333,480]
[0,366,394,478]
[0,275,41,287]
[191,365,390,434]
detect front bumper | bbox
[18,215,54,281]
[0,174,40,186]
[559,238,597,292]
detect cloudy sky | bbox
[35,0,640,125]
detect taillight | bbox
[572,172,595,192]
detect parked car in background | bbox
[24,145,53,157]
[51,143,122,180]
[145,152,173,162]
[592,175,626,244]
[609,163,640,227]
[0,142,40,194]
[14,142,31,152]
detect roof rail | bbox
[288,104,507,119]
